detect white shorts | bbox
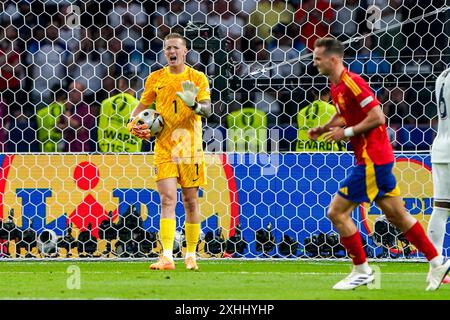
[432,163,450,201]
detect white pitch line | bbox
[0,271,428,275]
[188,271,427,276]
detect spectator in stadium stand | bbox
[206,0,246,51]
[30,22,70,107]
[268,23,304,78]
[234,39,282,127]
[382,87,413,127]
[244,40,270,77]
[57,81,98,152]
[347,36,390,77]
[247,0,295,45]
[371,0,405,64]
[107,0,148,54]
[294,0,334,52]
[69,28,108,105]
[0,25,26,115]
[400,0,445,72]
[97,76,143,153]
[105,35,132,77]
[330,0,368,44]
[252,90,281,128]
[0,102,10,152]
[93,29,116,98]
[154,1,194,39]
[244,36,293,127]
[6,107,39,152]
[57,4,82,54]
[0,1,33,27]
[13,1,37,40]
[208,3,245,75]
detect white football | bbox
[37,229,58,256]
[136,109,164,137]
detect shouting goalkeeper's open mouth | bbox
[168,55,177,65]
[164,43,187,68]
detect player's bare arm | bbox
[308,112,345,140]
[323,106,385,143]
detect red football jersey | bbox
[330,68,394,165]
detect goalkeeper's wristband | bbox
[191,102,201,114]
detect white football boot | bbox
[426,260,450,291]
[333,267,374,290]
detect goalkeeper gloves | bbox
[126,117,138,132]
[127,117,151,140]
[176,80,201,113]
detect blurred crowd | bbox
[0,0,447,152]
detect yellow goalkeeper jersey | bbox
[139,65,211,164]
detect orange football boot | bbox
[184,256,199,271]
[149,256,175,270]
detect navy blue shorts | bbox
[338,162,400,203]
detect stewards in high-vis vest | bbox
[98,78,142,152]
[226,107,267,152]
[297,90,345,152]
[37,81,97,152]
[36,100,65,152]
[36,88,66,152]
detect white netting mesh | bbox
[0,0,448,259]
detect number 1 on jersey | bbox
[173,100,177,113]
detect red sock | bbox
[340,231,367,265]
[403,221,438,261]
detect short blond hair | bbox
[164,33,187,47]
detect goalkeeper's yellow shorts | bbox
[155,159,206,188]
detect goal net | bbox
[0,0,448,260]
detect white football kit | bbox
[431,68,450,201]
[426,68,450,287]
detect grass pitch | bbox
[0,260,448,300]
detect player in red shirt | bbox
[309,37,450,291]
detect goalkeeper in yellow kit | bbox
[127,33,212,271]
